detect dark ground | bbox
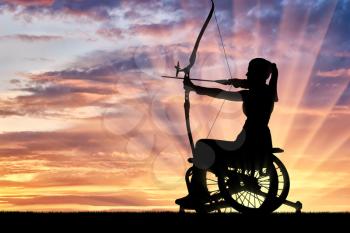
[0,212,349,231]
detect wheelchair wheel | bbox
[217,164,278,213]
[266,155,290,212]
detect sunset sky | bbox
[0,0,349,212]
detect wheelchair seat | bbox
[187,148,284,164]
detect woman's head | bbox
[246,58,272,86]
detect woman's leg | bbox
[193,139,244,169]
[190,139,216,198]
[191,139,243,197]
[176,139,242,206]
[193,139,218,170]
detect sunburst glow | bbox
[0,0,349,212]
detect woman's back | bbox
[241,86,275,129]
[240,85,275,161]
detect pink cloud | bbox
[1,0,120,21]
[335,52,350,58]
[97,28,124,40]
[2,0,54,6]
[130,20,199,39]
[0,34,62,42]
[317,69,350,78]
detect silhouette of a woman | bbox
[176,58,279,206]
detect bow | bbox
[174,0,214,155]
[170,0,232,156]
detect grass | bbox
[0,211,348,230]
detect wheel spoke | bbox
[236,191,244,204]
[259,183,270,188]
[255,193,263,205]
[247,192,255,207]
[259,177,271,181]
[210,189,220,194]
[242,192,249,206]
[207,178,217,182]
[241,192,247,206]
[253,192,256,207]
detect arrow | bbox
[161,75,230,85]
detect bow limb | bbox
[183,0,215,155]
[184,89,195,153]
[182,0,214,74]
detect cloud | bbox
[247,4,280,19]
[0,0,122,21]
[24,57,53,62]
[317,69,350,78]
[2,0,54,6]
[0,115,186,193]
[0,42,186,117]
[129,21,194,38]
[0,109,23,117]
[335,52,350,58]
[0,127,151,171]
[96,28,124,40]
[0,47,148,117]
[6,93,109,116]
[0,34,62,42]
[0,193,157,207]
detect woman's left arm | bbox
[184,79,242,101]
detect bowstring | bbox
[206,9,234,138]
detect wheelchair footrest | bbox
[272,147,284,153]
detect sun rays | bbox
[0,0,348,212]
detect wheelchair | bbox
[177,148,302,213]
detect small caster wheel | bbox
[295,201,302,214]
[179,206,185,213]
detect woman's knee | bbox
[195,139,211,148]
[193,139,216,170]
